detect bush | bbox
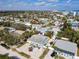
[44,31,53,38]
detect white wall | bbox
[55,50,74,59]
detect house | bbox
[32,24,49,35]
[62,12,69,15]
[5,27,16,33]
[67,19,75,23]
[54,40,77,59]
[6,27,24,37]
[32,24,51,35]
[13,30,25,35]
[9,30,25,37]
[14,18,20,23]
[24,22,31,27]
[71,21,79,31]
[67,19,79,31]
[27,34,49,48]
[36,27,48,35]
[39,18,49,24]
[0,19,3,22]
[32,24,42,29]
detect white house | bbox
[0,19,3,22]
[27,34,49,48]
[71,21,79,31]
[67,19,79,31]
[39,18,49,24]
[54,40,77,59]
[24,22,31,26]
[5,27,16,33]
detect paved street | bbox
[0,45,27,59]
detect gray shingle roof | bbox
[28,34,49,46]
[55,40,77,54]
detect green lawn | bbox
[77,48,79,56]
[18,52,30,58]
[39,48,49,59]
[55,55,65,59]
[12,48,30,58]
[17,42,26,48]
[58,56,65,59]
[0,54,11,59]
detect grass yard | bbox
[77,48,79,56]
[39,48,49,59]
[55,55,65,59]
[18,52,30,58]
[58,56,65,59]
[0,54,11,59]
[12,48,30,58]
[17,42,27,48]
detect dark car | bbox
[1,44,10,49]
[51,51,57,57]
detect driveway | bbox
[44,50,54,59]
[17,43,45,59]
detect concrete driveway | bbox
[17,43,45,59]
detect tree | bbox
[57,27,79,48]
[12,23,26,30]
[0,30,4,37]
[0,29,20,45]
[0,54,19,59]
[44,31,53,38]
[22,29,39,40]
[3,21,11,27]
[75,16,79,21]
[2,33,16,45]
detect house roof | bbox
[55,40,77,54]
[70,21,79,26]
[14,30,25,35]
[28,34,49,46]
[36,27,48,33]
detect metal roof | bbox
[55,40,77,54]
[28,34,49,46]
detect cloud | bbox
[8,0,46,7]
[48,0,59,2]
[45,3,57,6]
[0,0,78,11]
[67,0,72,3]
[35,1,46,6]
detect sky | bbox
[0,0,79,11]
